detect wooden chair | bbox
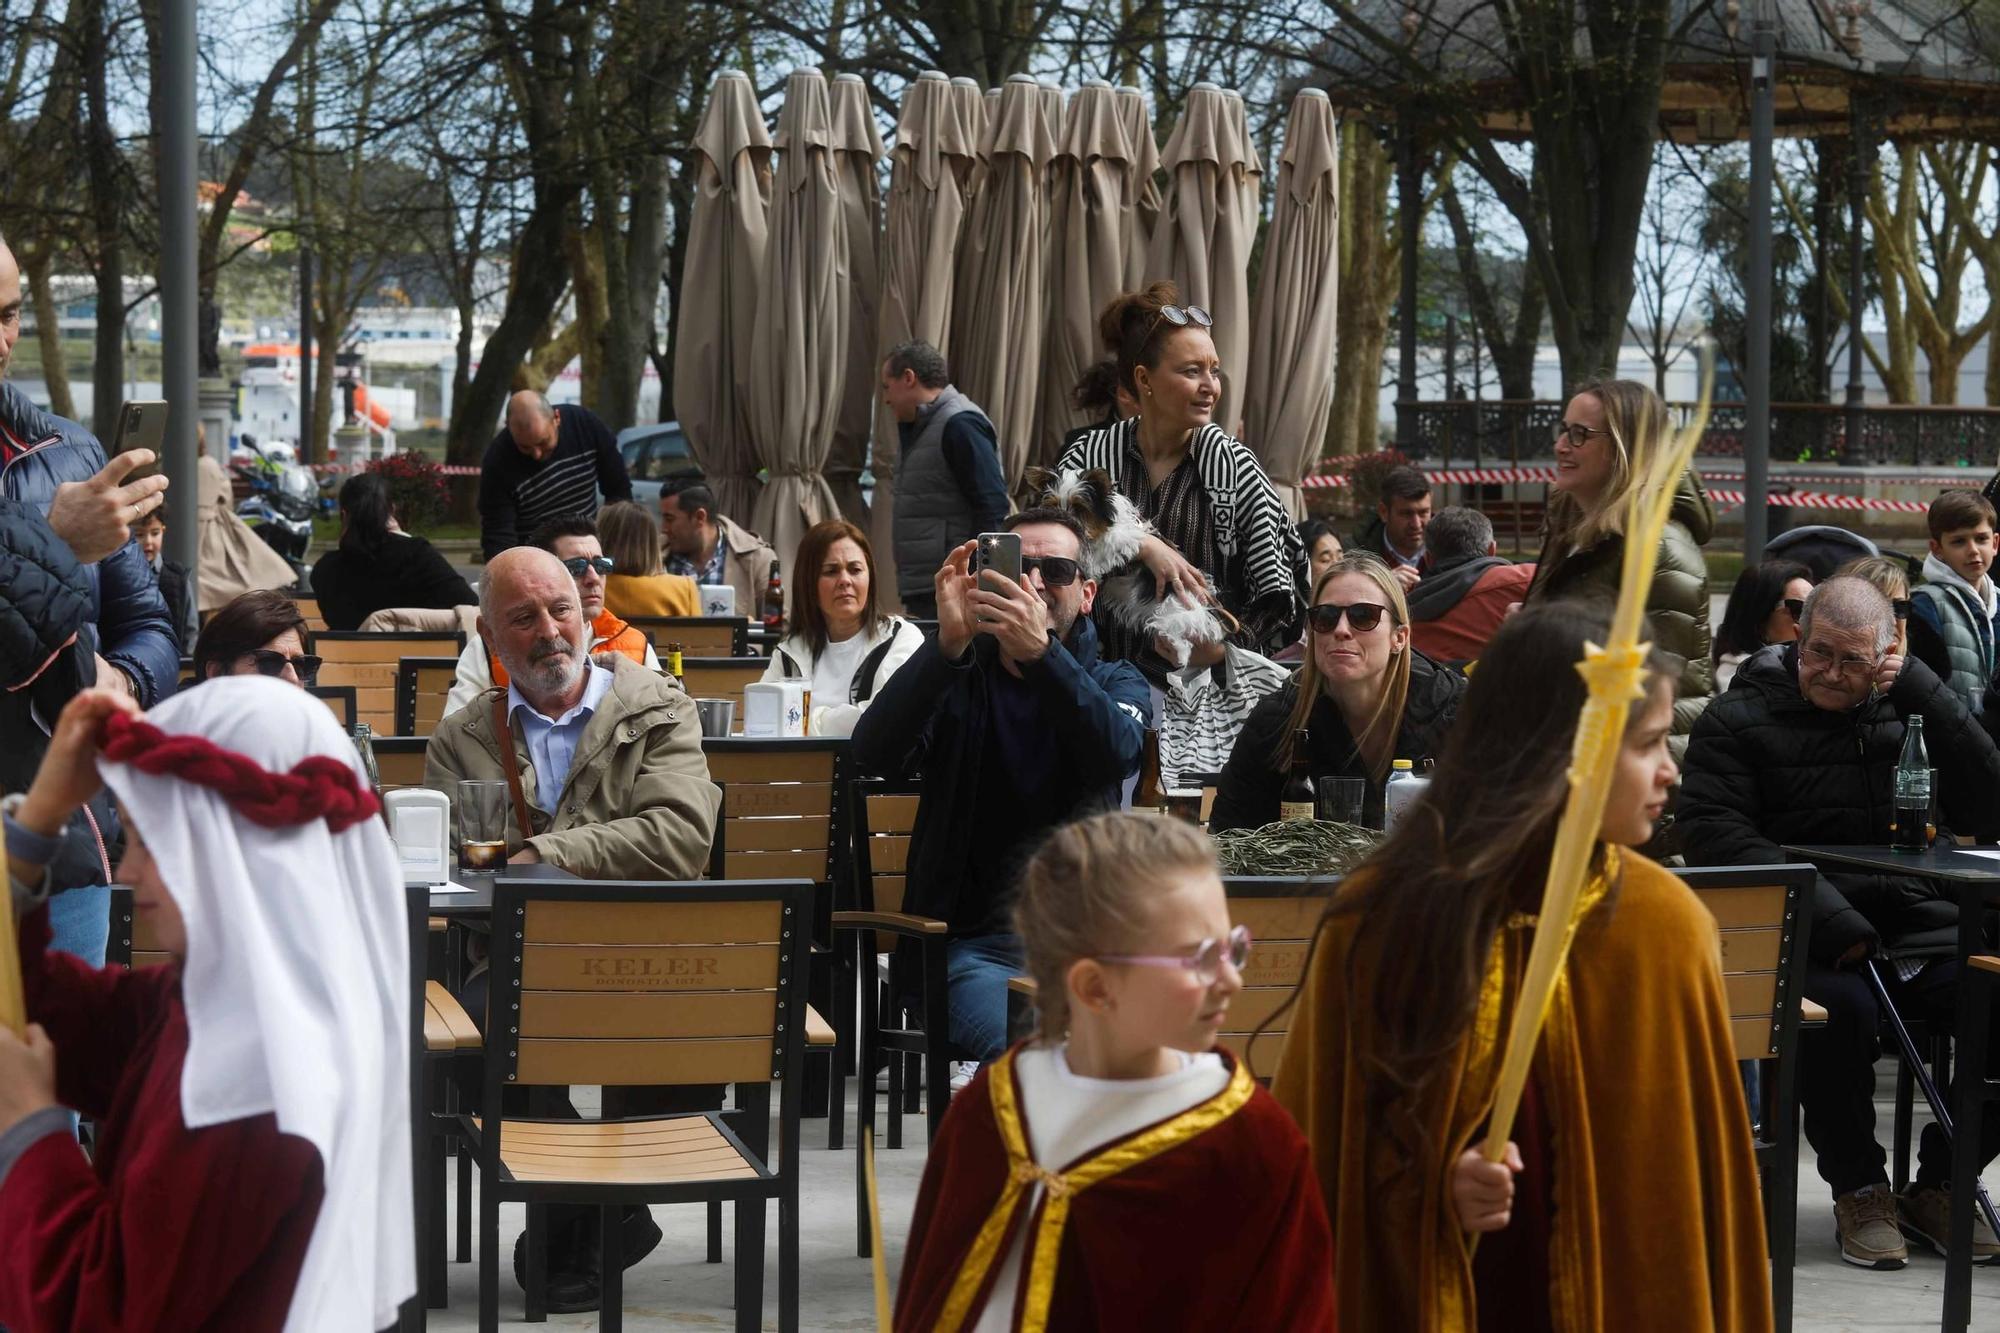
[307,684,357,729]
[680,657,767,721]
[309,631,465,735]
[290,593,328,634]
[834,778,951,1257]
[1678,863,1816,1333]
[374,736,430,791]
[464,877,812,1333]
[626,615,747,659]
[1217,875,1328,1079]
[106,886,174,970]
[396,656,462,737]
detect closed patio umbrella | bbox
[749,67,848,581]
[1244,89,1340,519]
[827,72,884,530]
[672,70,771,523]
[1144,82,1262,433]
[1039,79,1132,472]
[951,74,1057,492]
[1115,85,1162,290]
[872,70,985,610]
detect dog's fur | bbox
[1024,466,1232,667]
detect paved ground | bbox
[424,1070,2000,1332]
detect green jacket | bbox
[1525,469,1716,739]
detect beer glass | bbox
[458,780,510,871]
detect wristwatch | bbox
[1,793,66,867]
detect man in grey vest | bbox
[882,340,1007,618]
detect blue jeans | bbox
[946,933,1025,1062]
[48,882,110,968]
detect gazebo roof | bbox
[1316,0,2000,140]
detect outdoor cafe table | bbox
[1784,843,2000,1331]
[426,862,578,920]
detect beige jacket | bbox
[422,653,719,880]
[715,513,779,615]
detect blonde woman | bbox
[596,499,698,619]
[1839,554,1913,657]
[1524,380,1714,735]
[1210,554,1464,831]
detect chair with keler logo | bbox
[462,876,813,1333]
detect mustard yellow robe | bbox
[1272,850,1773,1331]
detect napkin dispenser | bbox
[743,680,810,737]
[699,584,736,617]
[384,787,452,886]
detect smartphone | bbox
[973,531,1021,588]
[113,399,168,480]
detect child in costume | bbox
[1272,602,1771,1331]
[0,677,414,1332]
[895,812,1336,1332]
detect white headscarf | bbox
[99,675,415,1333]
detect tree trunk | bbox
[1330,122,1389,458]
[22,246,74,421]
[81,0,122,435]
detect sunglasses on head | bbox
[1147,304,1213,341]
[248,650,321,685]
[1020,555,1080,587]
[1308,601,1389,635]
[562,555,614,578]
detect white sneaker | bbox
[950,1061,977,1092]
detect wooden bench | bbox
[680,657,768,722]
[627,615,748,659]
[308,631,465,735]
[395,656,461,737]
[289,594,328,634]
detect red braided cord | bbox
[99,713,381,833]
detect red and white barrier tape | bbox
[1301,469,1937,511]
[305,461,483,476]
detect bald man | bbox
[477,390,631,561]
[425,541,716,880]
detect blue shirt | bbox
[508,663,615,805]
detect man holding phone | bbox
[851,508,1149,1064]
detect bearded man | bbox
[424,543,718,880]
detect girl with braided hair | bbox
[0,676,414,1332]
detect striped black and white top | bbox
[477,405,632,560]
[1158,645,1294,789]
[1058,419,1307,657]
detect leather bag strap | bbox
[490,693,535,843]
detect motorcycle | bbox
[230,436,321,579]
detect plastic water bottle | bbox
[1382,759,1429,834]
[1891,715,1931,853]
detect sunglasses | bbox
[1099,924,1252,987]
[562,555,614,578]
[1782,598,1804,621]
[1554,420,1608,447]
[1893,597,1912,621]
[1147,303,1213,341]
[1308,601,1389,635]
[1021,555,1080,588]
[247,650,321,685]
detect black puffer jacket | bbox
[1679,642,2000,965]
[0,497,116,894]
[1210,652,1465,832]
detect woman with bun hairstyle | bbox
[1057,283,1308,664]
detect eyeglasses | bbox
[1782,598,1805,621]
[1892,598,1912,621]
[562,556,614,579]
[1308,601,1389,635]
[1098,924,1252,986]
[1020,555,1081,587]
[1798,643,1878,678]
[1553,420,1608,447]
[247,650,321,685]
[1146,304,1213,341]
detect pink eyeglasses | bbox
[1097,924,1252,985]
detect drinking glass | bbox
[458,780,510,871]
[1317,777,1366,826]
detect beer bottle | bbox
[1280,730,1315,823]
[667,641,685,687]
[762,559,785,632]
[350,721,381,797]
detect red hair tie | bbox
[99,713,381,833]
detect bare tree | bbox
[1626,152,1706,398]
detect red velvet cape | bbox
[0,905,324,1332]
[895,1044,1336,1332]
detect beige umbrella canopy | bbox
[749,67,848,582]
[871,70,985,609]
[951,74,1058,491]
[827,72,884,530]
[1243,89,1340,519]
[672,70,772,523]
[1039,79,1134,472]
[1115,85,1162,291]
[1144,82,1262,434]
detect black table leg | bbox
[1946,893,1988,1331]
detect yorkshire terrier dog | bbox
[1025,466,1234,668]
